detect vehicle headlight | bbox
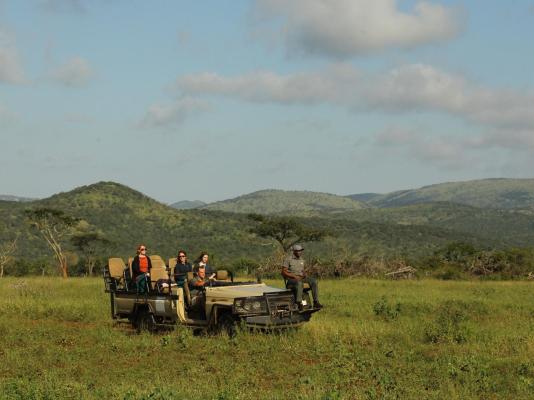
[233,297,267,314]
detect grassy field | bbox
[1,277,534,399]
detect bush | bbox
[373,296,401,321]
[424,300,470,344]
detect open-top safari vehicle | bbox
[103,255,321,334]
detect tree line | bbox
[1,207,534,280]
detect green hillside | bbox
[204,189,367,216]
[363,178,534,209]
[0,195,36,202]
[0,182,497,269]
[330,202,534,248]
[3,181,534,277]
[170,200,206,210]
[0,182,267,265]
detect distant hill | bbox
[204,189,367,216]
[0,195,36,202]
[3,180,534,275]
[0,182,268,263]
[170,200,206,210]
[350,178,534,210]
[329,202,534,248]
[346,193,382,203]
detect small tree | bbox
[248,214,326,252]
[0,237,18,278]
[25,208,78,278]
[71,232,111,276]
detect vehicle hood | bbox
[206,283,286,299]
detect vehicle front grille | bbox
[266,294,297,312]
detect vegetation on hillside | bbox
[2,181,534,279]
[170,200,206,209]
[362,178,534,209]
[204,189,367,215]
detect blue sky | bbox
[1,0,533,203]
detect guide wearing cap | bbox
[281,244,323,310]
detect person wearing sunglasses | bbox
[173,250,192,288]
[131,244,152,293]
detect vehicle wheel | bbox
[218,313,237,337]
[136,310,156,333]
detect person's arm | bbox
[131,257,140,277]
[281,266,301,280]
[190,278,206,287]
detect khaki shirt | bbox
[189,275,209,295]
[282,255,305,277]
[190,275,208,288]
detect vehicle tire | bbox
[218,313,237,337]
[136,309,156,333]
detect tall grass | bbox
[1,277,534,399]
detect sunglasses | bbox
[140,248,147,251]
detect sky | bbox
[1,0,534,203]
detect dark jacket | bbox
[174,262,192,286]
[131,255,152,280]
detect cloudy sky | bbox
[1,0,533,203]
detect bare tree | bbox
[0,237,18,278]
[25,208,78,278]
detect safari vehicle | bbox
[103,256,320,334]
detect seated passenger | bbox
[281,244,323,310]
[174,250,192,288]
[194,252,215,276]
[131,244,152,293]
[189,265,216,311]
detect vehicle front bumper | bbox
[241,308,320,329]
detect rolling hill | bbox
[0,195,36,202]
[2,181,534,276]
[352,178,534,210]
[170,200,206,210]
[0,182,267,264]
[204,189,367,216]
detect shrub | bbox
[424,300,470,344]
[373,296,401,321]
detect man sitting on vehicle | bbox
[281,244,323,310]
[189,265,216,313]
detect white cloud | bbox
[139,97,210,128]
[374,126,471,169]
[366,64,534,130]
[254,0,463,57]
[176,64,360,104]
[0,30,26,84]
[465,129,534,151]
[50,56,94,87]
[174,63,534,133]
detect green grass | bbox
[1,277,534,399]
